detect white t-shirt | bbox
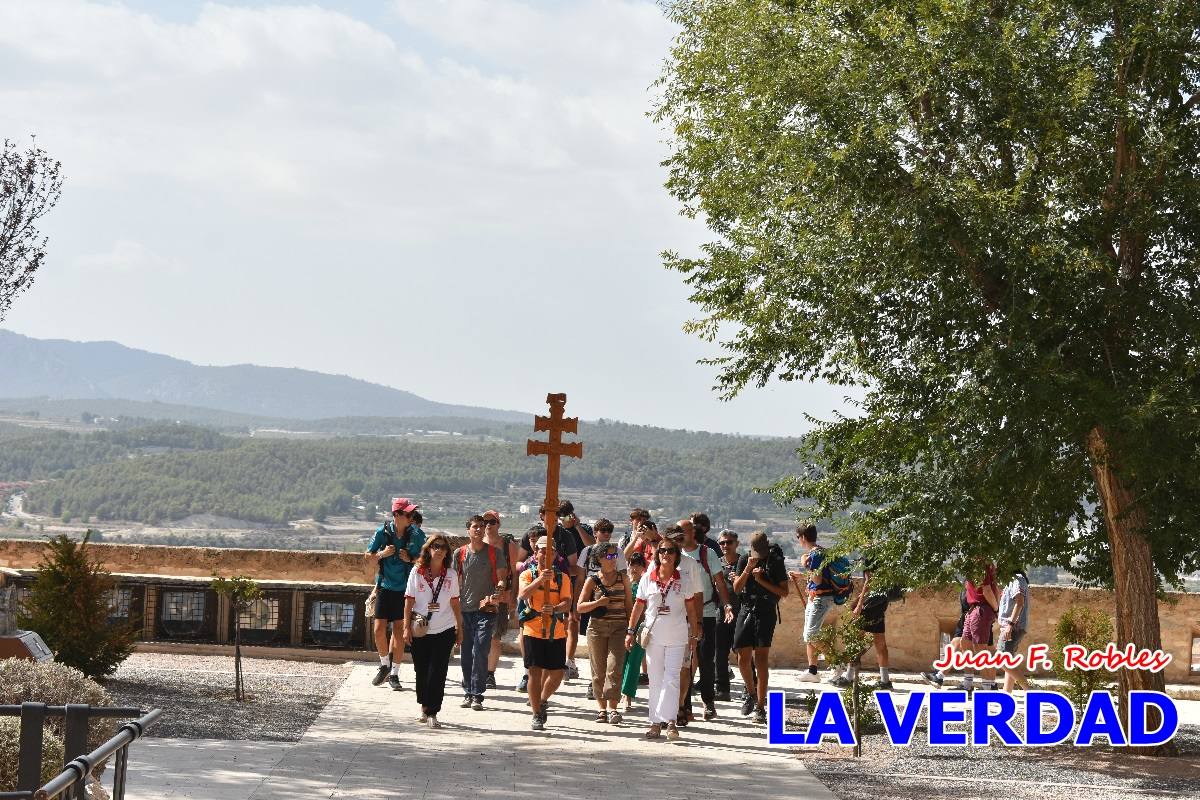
[677,551,704,600]
[637,569,690,647]
[405,566,460,635]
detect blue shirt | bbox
[368,523,426,591]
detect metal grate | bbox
[309,601,354,634]
[162,591,206,622]
[238,598,279,631]
[108,587,133,621]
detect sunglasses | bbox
[658,547,679,555]
[603,552,619,560]
[484,520,499,526]
[430,543,448,551]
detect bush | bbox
[1052,605,1116,712]
[0,659,116,752]
[17,532,137,679]
[0,717,64,792]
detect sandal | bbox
[676,711,689,728]
[609,711,623,725]
[666,722,680,741]
[643,723,662,740]
[595,710,609,723]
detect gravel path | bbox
[789,709,1200,799]
[104,653,352,741]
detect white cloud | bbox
[73,239,187,275]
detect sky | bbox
[0,0,858,436]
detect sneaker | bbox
[567,662,580,680]
[531,715,545,732]
[586,684,595,701]
[982,682,999,691]
[461,695,474,708]
[740,695,756,717]
[798,670,820,683]
[829,675,851,688]
[486,672,497,690]
[921,671,944,688]
[372,664,390,686]
[388,675,402,691]
[428,716,441,729]
[609,711,623,726]
[714,689,731,702]
[472,697,484,711]
[753,706,767,725]
[666,722,680,741]
[876,680,894,691]
[517,673,529,692]
[539,702,549,717]
[703,705,717,721]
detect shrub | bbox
[0,659,116,752]
[0,717,64,792]
[17,532,137,679]
[1052,605,1117,712]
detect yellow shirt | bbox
[519,566,573,640]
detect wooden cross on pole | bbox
[526,393,583,573]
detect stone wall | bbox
[0,537,468,585]
[767,582,1200,684]
[4,540,1195,681]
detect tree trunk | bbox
[1086,425,1173,756]
[234,623,243,702]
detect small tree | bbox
[0,138,62,323]
[210,574,262,702]
[17,532,137,679]
[1053,605,1117,712]
[812,609,875,756]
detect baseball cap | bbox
[482,509,501,522]
[391,497,419,514]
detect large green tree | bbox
[656,0,1199,741]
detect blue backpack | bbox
[808,546,853,605]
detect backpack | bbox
[692,544,719,608]
[807,545,853,605]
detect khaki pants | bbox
[587,617,628,703]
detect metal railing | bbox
[0,704,162,800]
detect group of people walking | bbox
[364,498,792,735]
[364,497,1034,734]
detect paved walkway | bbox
[125,658,837,800]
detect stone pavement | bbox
[125,658,837,800]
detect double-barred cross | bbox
[526,393,582,571]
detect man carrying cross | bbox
[521,392,583,731]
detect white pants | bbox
[645,639,686,724]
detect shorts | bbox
[375,588,406,622]
[733,604,777,650]
[859,594,889,634]
[495,603,510,637]
[523,636,567,670]
[953,611,995,645]
[803,595,833,642]
[998,625,1025,654]
[961,604,996,645]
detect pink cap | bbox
[391,497,418,514]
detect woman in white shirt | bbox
[624,542,699,741]
[403,534,463,728]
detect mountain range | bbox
[0,330,527,422]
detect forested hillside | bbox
[7,424,806,526]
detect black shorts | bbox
[375,588,406,622]
[523,636,567,670]
[860,594,889,634]
[733,605,777,649]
